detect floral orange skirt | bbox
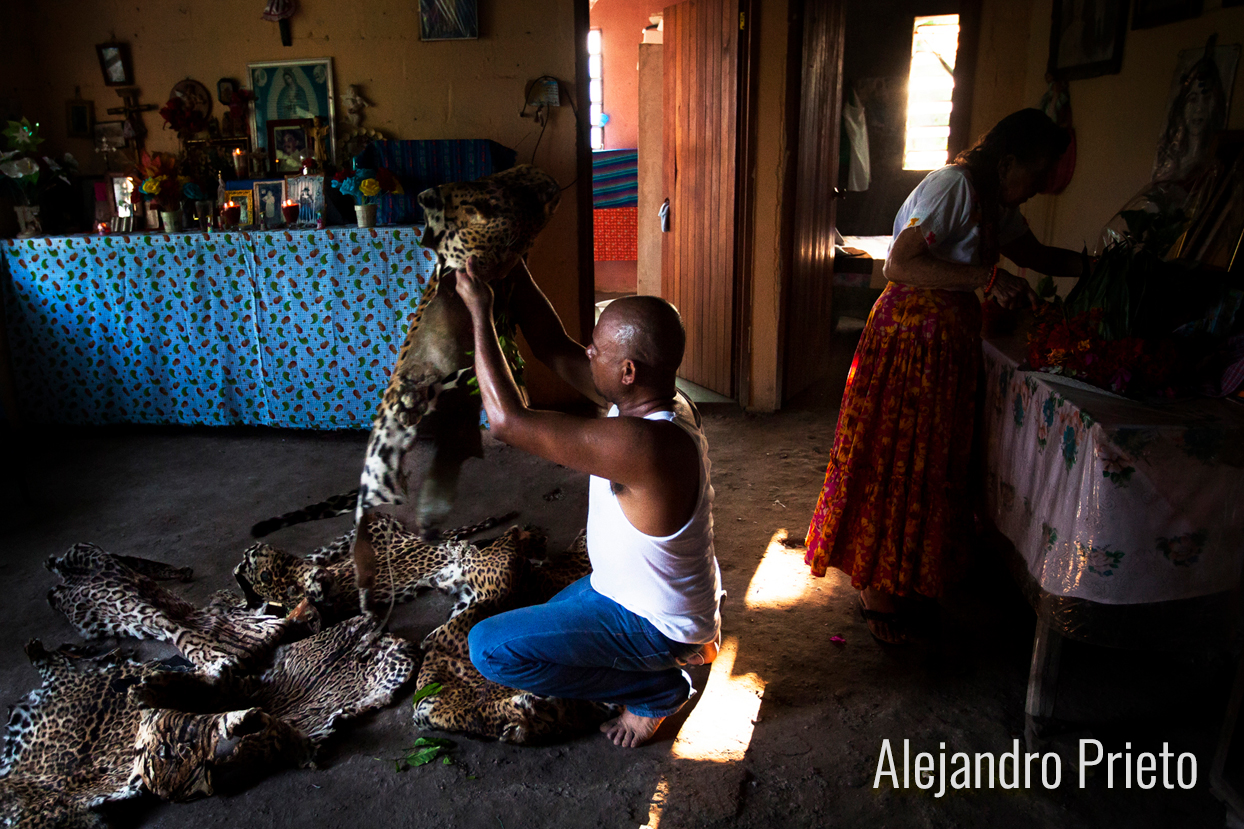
[804,283,981,598]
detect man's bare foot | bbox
[600,707,664,747]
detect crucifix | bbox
[106,87,158,150]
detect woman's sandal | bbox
[857,593,910,645]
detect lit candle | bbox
[281,199,300,225]
[222,200,241,228]
[232,148,249,179]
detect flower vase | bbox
[161,208,183,233]
[13,205,41,238]
[355,203,377,228]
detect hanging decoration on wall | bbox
[261,0,298,47]
[419,0,478,41]
[1039,76,1075,195]
[105,88,158,151]
[1047,0,1128,81]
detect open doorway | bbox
[587,0,667,325]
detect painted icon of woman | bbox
[1153,36,1228,184]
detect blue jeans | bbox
[468,576,702,718]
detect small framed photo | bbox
[266,118,313,173]
[93,120,127,153]
[225,189,255,227]
[217,77,238,106]
[66,99,94,138]
[1047,0,1128,81]
[253,179,288,226]
[107,172,136,218]
[96,43,133,87]
[286,174,325,224]
[420,0,479,40]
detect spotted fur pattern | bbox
[47,544,297,678]
[235,515,545,654]
[411,530,613,744]
[0,642,154,828]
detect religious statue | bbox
[309,116,330,163]
[341,84,370,129]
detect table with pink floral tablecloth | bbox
[982,335,1244,607]
[0,226,437,429]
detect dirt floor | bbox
[0,326,1237,828]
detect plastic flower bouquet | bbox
[331,166,404,204]
[133,150,205,211]
[0,118,73,206]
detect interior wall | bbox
[2,0,586,408]
[589,0,667,150]
[973,0,1244,263]
[834,0,960,237]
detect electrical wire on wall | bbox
[516,74,579,191]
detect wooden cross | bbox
[106,87,158,150]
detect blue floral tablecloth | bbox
[0,227,437,429]
[982,336,1244,604]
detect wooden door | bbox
[662,0,739,396]
[782,0,845,403]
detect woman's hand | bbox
[453,256,494,321]
[990,269,1039,311]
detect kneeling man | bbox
[456,258,721,748]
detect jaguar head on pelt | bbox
[417,163,561,282]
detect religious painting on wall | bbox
[1153,37,1240,184]
[1047,0,1129,81]
[420,0,478,40]
[247,58,335,164]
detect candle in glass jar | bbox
[221,200,241,228]
[281,200,300,225]
[232,148,249,179]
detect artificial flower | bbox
[359,178,381,198]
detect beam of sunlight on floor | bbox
[670,636,764,762]
[640,776,669,829]
[743,528,828,610]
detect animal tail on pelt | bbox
[250,489,361,538]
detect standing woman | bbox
[804,108,1085,644]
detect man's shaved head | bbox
[597,296,685,376]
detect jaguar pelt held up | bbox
[246,163,561,614]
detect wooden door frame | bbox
[574,0,596,346]
[732,0,760,407]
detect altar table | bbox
[980,335,1244,739]
[0,227,437,429]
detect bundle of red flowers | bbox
[1026,303,1183,396]
[159,96,208,141]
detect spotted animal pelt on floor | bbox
[412,530,614,744]
[0,642,158,828]
[235,515,549,656]
[46,544,301,678]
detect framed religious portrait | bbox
[253,179,287,227]
[247,58,335,165]
[96,43,133,87]
[1133,0,1203,30]
[266,118,313,173]
[420,0,479,40]
[225,189,255,227]
[66,99,94,138]
[285,174,325,224]
[107,172,135,218]
[1047,0,1129,81]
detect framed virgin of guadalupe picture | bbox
[247,58,335,165]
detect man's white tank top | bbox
[586,395,722,645]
